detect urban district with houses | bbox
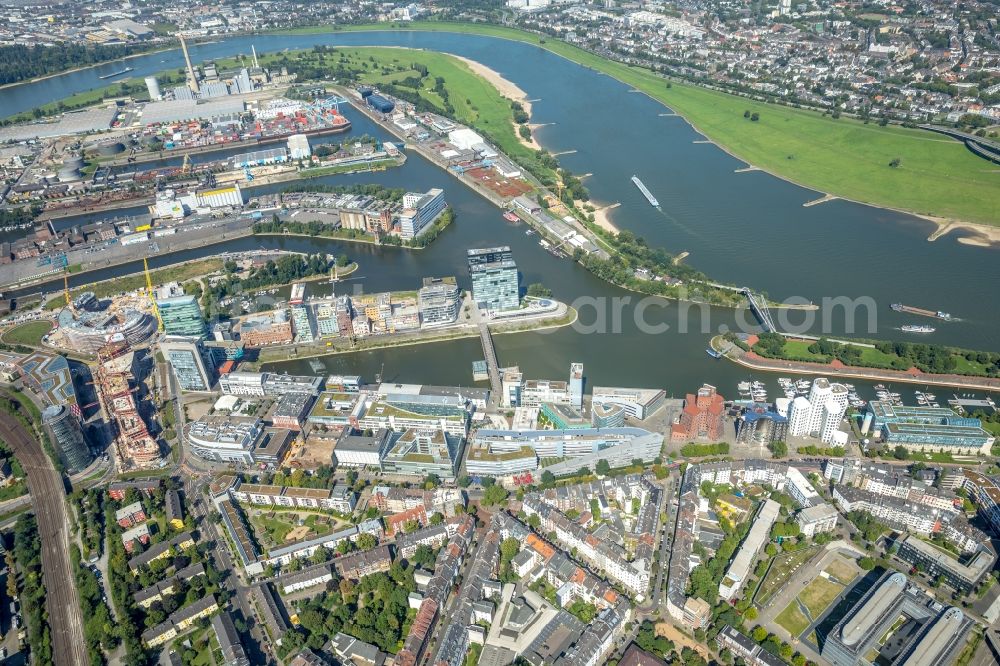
[0,0,997,665]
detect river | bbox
[3,29,998,398]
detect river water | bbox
[4,30,999,397]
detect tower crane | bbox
[144,258,163,331]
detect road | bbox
[0,406,88,666]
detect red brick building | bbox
[671,384,725,442]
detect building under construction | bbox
[94,342,162,469]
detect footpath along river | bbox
[4,30,999,397]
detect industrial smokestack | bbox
[178,33,199,93]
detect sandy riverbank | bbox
[924,215,1000,248]
[452,55,543,151]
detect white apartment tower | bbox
[788,396,813,437]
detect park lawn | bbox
[250,512,299,544]
[45,258,223,310]
[824,556,859,584]
[953,356,993,375]
[2,320,53,346]
[800,577,844,617]
[343,46,546,179]
[778,339,831,362]
[294,21,1000,225]
[855,346,904,367]
[776,602,811,638]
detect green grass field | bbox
[824,557,859,584]
[44,258,223,311]
[800,577,844,617]
[2,320,53,346]
[776,602,811,637]
[284,21,1000,225]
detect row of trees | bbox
[12,514,53,665]
[70,543,118,663]
[0,42,152,86]
[755,332,1000,377]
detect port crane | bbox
[144,258,163,331]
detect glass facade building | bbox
[468,247,519,312]
[161,336,214,392]
[157,294,207,338]
[42,404,91,472]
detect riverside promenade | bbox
[715,334,1000,392]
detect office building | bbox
[42,404,91,472]
[896,535,995,594]
[737,409,789,445]
[796,503,839,537]
[788,396,812,436]
[156,284,206,338]
[867,401,993,455]
[569,363,584,410]
[160,336,213,391]
[418,277,461,327]
[806,378,849,435]
[468,247,519,312]
[473,427,663,476]
[381,429,464,480]
[287,134,311,160]
[671,384,725,442]
[822,571,973,666]
[591,386,666,420]
[333,428,393,468]
[290,305,314,343]
[398,188,446,239]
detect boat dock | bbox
[803,194,839,207]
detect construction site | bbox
[93,341,163,470]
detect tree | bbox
[858,556,876,570]
[744,607,758,621]
[889,157,902,168]
[500,537,520,564]
[457,475,472,488]
[595,459,611,476]
[356,533,377,551]
[541,471,555,486]
[430,512,444,525]
[752,626,769,642]
[482,484,509,507]
[893,445,909,460]
[423,473,441,489]
[768,440,788,458]
[526,283,553,298]
[750,112,760,121]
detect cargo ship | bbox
[891,303,951,320]
[99,66,134,80]
[901,325,936,333]
[631,175,659,207]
